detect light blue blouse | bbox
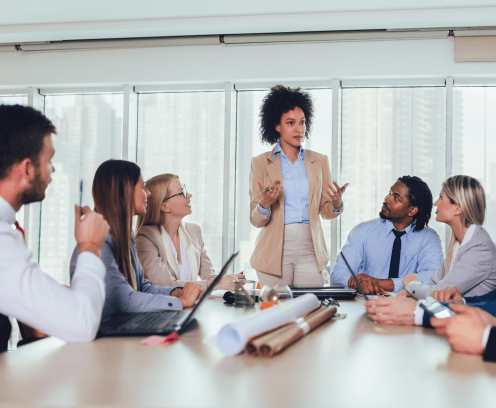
[258,142,309,225]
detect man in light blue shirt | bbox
[331,176,443,294]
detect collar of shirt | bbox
[450,224,478,271]
[0,196,16,225]
[272,142,305,161]
[460,224,477,247]
[383,219,416,238]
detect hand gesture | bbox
[75,205,110,257]
[177,282,203,308]
[431,304,496,354]
[396,289,411,298]
[257,180,283,209]
[329,181,349,209]
[402,273,419,287]
[365,297,417,325]
[430,286,463,303]
[348,274,386,295]
[215,273,245,290]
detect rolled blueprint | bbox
[212,293,320,357]
[246,305,337,357]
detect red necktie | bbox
[14,221,26,244]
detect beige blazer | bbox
[135,222,214,291]
[249,148,343,277]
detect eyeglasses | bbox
[163,185,187,201]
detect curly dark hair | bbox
[259,85,314,145]
[397,175,433,231]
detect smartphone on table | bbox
[419,296,455,318]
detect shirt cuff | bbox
[392,278,402,292]
[258,203,271,217]
[414,301,424,326]
[164,296,183,310]
[483,325,492,349]
[333,202,343,212]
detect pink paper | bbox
[141,332,180,346]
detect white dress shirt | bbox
[0,196,106,342]
[167,233,192,281]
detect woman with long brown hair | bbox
[70,160,202,318]
[136,173,243,290]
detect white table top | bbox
[1,297,496,408]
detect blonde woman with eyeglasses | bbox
[136,174,244,291]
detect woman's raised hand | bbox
[257,180,283,209]
[328,181,349,208]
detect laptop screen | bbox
[179,251,239,328]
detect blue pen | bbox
[79,180,83,216]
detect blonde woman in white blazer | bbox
[136,174,243,291]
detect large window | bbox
[0,95,27,105]
[5,79,496,288]
[136,91,225,270]
[453,87,496,239]
[42,94,123,284]
[340,87,447,250]
[235,88,333,275]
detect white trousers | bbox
[256,223,324,288]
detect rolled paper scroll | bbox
[212,293,320,357]
[246,305,337,357]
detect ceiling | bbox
[1,1,496,43]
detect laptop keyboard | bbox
[119,311,182,331]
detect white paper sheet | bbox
[208,293,320,357]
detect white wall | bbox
[2,38,496,89]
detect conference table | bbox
[1,297,496,408]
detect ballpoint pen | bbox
[79,179,83,216]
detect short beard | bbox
[21,167,46,205]
[379,210,390,221]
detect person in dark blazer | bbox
[427,285,496,362]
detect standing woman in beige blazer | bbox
[136,174,243,291]
[250,85,348,287]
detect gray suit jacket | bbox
[135,223,214,292]
[70,234,182,318]
[406,226,496,299]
